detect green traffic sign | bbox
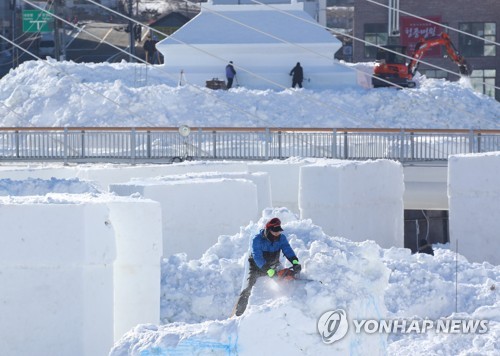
[22,10,54,33]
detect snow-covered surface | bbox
[0,38,499,355]
[160,5,329,44]
[299,159,404,248]
[0,155,499,355]
[0,187,163,356]
[448,152,500,264]
[0,60,499,128]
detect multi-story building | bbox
[353,0,499,101]
[1,0,12,51]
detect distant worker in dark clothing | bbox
[417,239,434,256]
[226,61,236,89]
[134,24,142,43]
[143,35,158,64]
[289,62,304,88]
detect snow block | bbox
[0,165,78,180]
[448,152,500,264]
[299,159,404,248]
[77,161,248,190]
[107,200,163,340]
[248,159,312,213]
[111,177,258,259]
[127,171,271,217]
[0,202,115,356]
[0,195,162,356]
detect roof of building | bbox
[161,5,339,45]
[148,11,193,27]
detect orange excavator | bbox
[372,32,470,88]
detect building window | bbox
[458,22,496,57]
[470,69,496,98]
[419,69,448,79]
[364,24,388,59]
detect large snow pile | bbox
[0,60,498,129]
[0,57,499,355]
[110,208,500,355]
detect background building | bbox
[353,0,499,100]
[157,1,358,90]
[1,0,13,51]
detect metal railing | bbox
[0,127,499,164]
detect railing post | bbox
[146,130,151,159]
[197,128,202,160]
[63,127,68,165]
[81,130,85,158]
[265,128,270,160]
[332,129,337,159]
[212,130,217,159]
[410,131,415,161]
[400,129,405,162]
[469,129,475,153]
[131,128,136,165]
[278,131,282,159]
[477,132,482,153]
[343,131,348,159]
[15,130,19,158]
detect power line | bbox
[252,0,494,87]
[0,31,160,126]
[6,0,498,129]
[20,0,286,128]
[364,0,500,47]
[362,0,500,94]
[83,0,377,127]
[248,0,499,127]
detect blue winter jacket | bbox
[251,229,297,270]
[225,64,236,79]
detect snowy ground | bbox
[108,207,500,355]
[0,59,499,355]
[0,60,498,129]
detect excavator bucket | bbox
[458,60,471,76]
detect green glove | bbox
[292,259,301,272]
[267,268,276,278]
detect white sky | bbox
[0,6,499,354]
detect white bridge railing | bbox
[0,127,499,164]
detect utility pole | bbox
[54,0,62,60]
[10,0,17,67]
[128,0,135,62]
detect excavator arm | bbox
[408,33,470,77]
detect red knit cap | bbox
[266,218,283,231]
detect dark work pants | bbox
[233,258,267,316]
[292,79,302,88]
[227,77,234,89]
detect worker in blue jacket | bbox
[233,217,301,316]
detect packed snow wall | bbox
[110,172,269,259]
[299,159,405,248]
[75,162,248,190]
[448,151,500,265]
[248,160,310,213]
[0,192,162,356]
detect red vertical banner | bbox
[401,16,442,57]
